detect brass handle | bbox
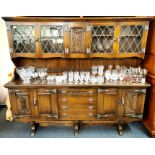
[61,90,66,94]
[88,98,93,103]
[33,97,37,107]
[121,98,125,105]
[47,114,58,119]
[88,90,94,95]
[62,105,68,109]
[45,89,57,94]
[62,113,67,117]
[88,106,94,109]
[88,113,93,117]
[133,89,146,93]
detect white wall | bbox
[0,17,14,104]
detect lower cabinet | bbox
[8,87,147,136]
[9,89,32,119]
[97,88,146,120]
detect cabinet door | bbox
[40,24,65,54]
[121,89,146,119]
[118,22,149,57]
[9,89,32,118]
[36,89,58,119]
[69,26,86,53]
[97,88,119,119]
[90,23,116,56]
[7,23,36,55]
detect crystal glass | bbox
[79,71,85,83]
[62,71,68,82]
[110,69,119,82]
[97,75,104,84]
[84,71,90,83]
[73,71,80,83]
[55,76,64,83]
[98,65,104,76]
[37,68,47,83]
[90,75,97,84]
[47,75,55,84]
[68,71,74,83]
[105,69,111,81]
[92,65,98,75]
[16,66,35,84]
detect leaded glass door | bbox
[119,22,149,54]
[40,25,64,53]
[10,25,35,53]
[91,24,115,54]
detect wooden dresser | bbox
[3,16,151,136]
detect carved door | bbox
[36,89,58,119]
[68,24,86,53]
[97,88,119,119]
[121,89,146,119]
[9,89,32,118]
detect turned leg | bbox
[117,123,123,136]
[29,122,38,136]
[73,121,80,136]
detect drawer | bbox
[59,104,96,112]
[58,96,97,105]
[58,88,97,96]
[59,113,96,120]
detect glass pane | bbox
[41,26,64,53]
[12,25,35,53]
[91,26,114,53]
[119,25,144,53]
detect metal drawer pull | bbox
[9,89,20,93]
[88,90,94,94]
[88,106,94,109]
[88,98,93,102]
[61,90,66,94]
[98,89,109,93]
[62,113,67,117]
[62,105,68,109]
[88,113,93,117]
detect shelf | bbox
[5,80,151,88]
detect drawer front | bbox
[58,96,96,105]
[59,105,96,113]
[58,88,97,96]
[59,113,97,120]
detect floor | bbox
[0,108,150,138]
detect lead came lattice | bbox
[119,25,144,53]
[12,25,35,53]
[91,26,114,53]
[41,26,64,53]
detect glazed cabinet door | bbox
[39,23,65,55]
[36,89,58,119]
[97,88,119,119]
[118,21,149,58]
[6,22,37,58]
[120,89,146,119]
[8,89,32,119]
[90,23,117,57]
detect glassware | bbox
[79,71,85,83]
[74,71,80,84]
[37,68,47,83]
[98,65,104,76]
[84,71,90,83]
[105,69,111,82]
[47,75,55,84]
[92,65,98,75]
[90,75,97,84]
[68,71,74,83]
[62,71,68,82]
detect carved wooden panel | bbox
[70,27,85,53]
[122,89,146,118]
[15,92,30,115]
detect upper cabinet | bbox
[118,22,149,57]
[5,18,149,59]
